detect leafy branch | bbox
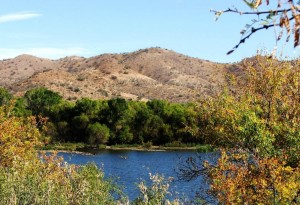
[211,0,300,54]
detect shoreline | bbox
[38,149,94,155]
[105,145,199,151]
[38,144,210,155]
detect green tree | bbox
[74,97,99,118]
[71,114,90,142]
[13,97,32,117]
[142,115,172,145]
[131,101,152,144]
[0,87,12,106]
[87,123,110,145]
[105,98,128,126]
[117,125,133,144]
[24,87,62,116]
[103,98,134,144]
[47,100,75,122]
[147,99,168,117]
[163,103,196,143]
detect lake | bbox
[58,150,218,201]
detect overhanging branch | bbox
[227,15,295,55]
[211,5,300,54]
[210,8,292,16]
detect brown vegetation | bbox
[0,47,231,102]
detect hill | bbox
[0,47,230,102]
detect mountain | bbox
[0,47,231,102]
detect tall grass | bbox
[0,154,184,204]
[0,155,124,205]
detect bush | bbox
[133,173,180,205]
[0,157,123,205]
[0,105,124,204]
[87,123,110,145]
[0,106,40,167]
[164,141,184,147]
[206,150,300,204]
[0,87,12,106]
[196,144,214,153]
[142,141,152,149]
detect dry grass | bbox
[1,47,230,102]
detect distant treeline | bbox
[0,87,202,146]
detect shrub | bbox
[206,150,300,204]
[0,156,123,205]
[76,75,86,81]
[0,87,12,106]
[142,141,152,149]
[196,144,214,153]
[87,123,110,145]
[0,105,124,204]
[111,75,118,80]
[133,173,180,205]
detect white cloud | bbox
[0,12,41,23]
[0,48,93,60]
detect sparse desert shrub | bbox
[124,65,131,70]
[92,62,99,67]
[76,75,86,81]
[111,75,117,80]
[73,87,80,92]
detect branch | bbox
[211,8,292,16]
[227,24,276,55]
[227,15,295,55]
[176,155,211,181]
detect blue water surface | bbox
[58,150,218,201]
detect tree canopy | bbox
[24,87,62,116]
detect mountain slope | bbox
[1,48,229,102]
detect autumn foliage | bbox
[0,105,123,204]
[0,104,41,167]
[198,57,300,165]
[187,56,300,204]
[206,150,300,204]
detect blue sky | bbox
[0,0,298,63]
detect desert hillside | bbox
[0,47,230,102]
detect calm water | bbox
[58,150,218,201]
